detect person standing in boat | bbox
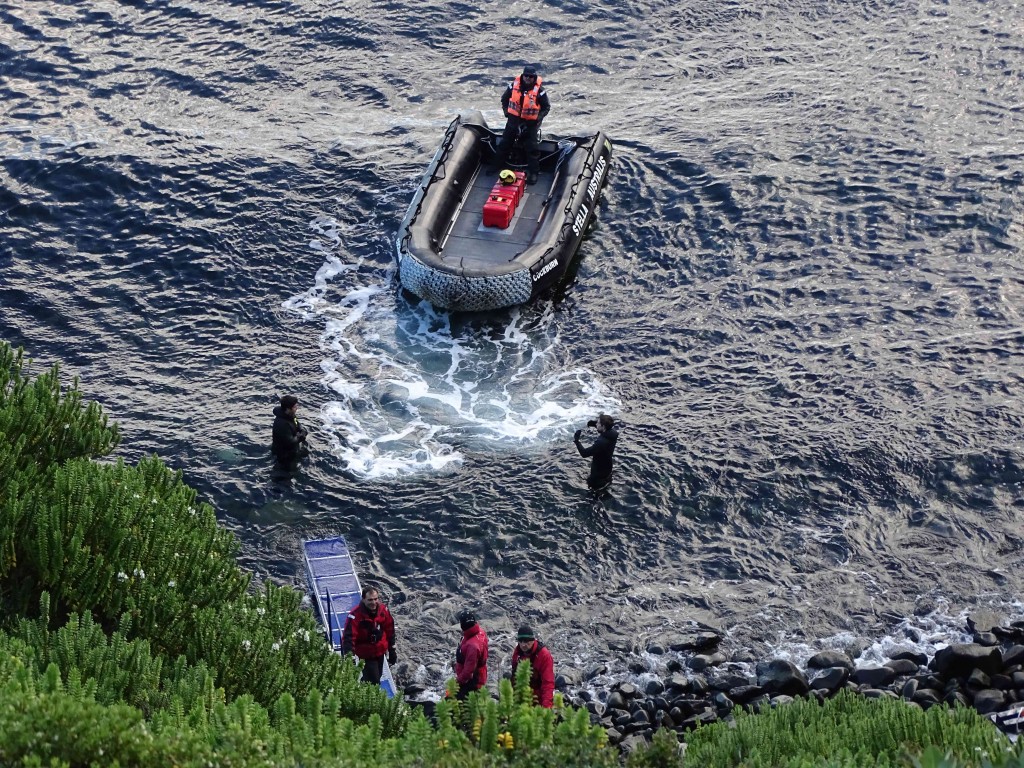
[511,625,555,708]
[271,394,308,466]
[573,414,619,490]
[341,587,397,685]
[494,65,550,185]
[454,609,489,700]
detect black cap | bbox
[457,609,476,626]
[516,625,535,641]
[522,65,537,77]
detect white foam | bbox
[284,215,620,477]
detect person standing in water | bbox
[573,414,618,490]
[271,394,308,465]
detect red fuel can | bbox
[483,194,515,228]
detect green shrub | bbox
[682,689,1021,768]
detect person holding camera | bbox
[271,394,309,465]
[573,414,619,490]
[342,586,398,685]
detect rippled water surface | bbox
[3,0,1024,683]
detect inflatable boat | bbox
[397,112,612,312]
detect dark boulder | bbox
[810,666,849,692]
[885,658,921,676]
[667,631,723,653]
[929,644,1002,677]
[807,650,855,671]
[890,650,928,667]
[852,665,896,688]
[972,689,1007,714]
[758,659,809,697]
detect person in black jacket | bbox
[272,394,308,465]
[574,414,618,489]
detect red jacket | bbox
[455,623,489,689]
[511,640,555,707]
[341,601,395,660]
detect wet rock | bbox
[647,643,666,655]
[807,650,855,672]
[758,659,809,697]
[632,709,651,724]
[607,691,627,711]
[585,664,609,680]
[586,701,606,718]
[746,694,771,712]
[613,710,633,727]
[852,665,896,688]
[975,632,999,647]
[680,709,718,729]
[628,660,647,674]
[902,678,919,700]
[646,679,665,696]
[991,674,1013,690]
[728,684,765,704]
[688,655,713,672]
[929,643,1002,677]
[709,668,754,691]
[944,691,970,708]
[669,706,684,723]
[973,689,1007,714]
[1003,646,1024,669]
[666,658,684,673]
[403,683,426,696]
[605,727,623,745]
[1013,671,1024,688]
[666,673,690,691]
[713,692,735,712]
[616,682,640,698]
[689,674,710,694]
[667,631,723,653]
[967,669,991,690]
[912,688,941,707]
[890,650,928,667]
[653,695,670,711]
[809,667,848,692]
[884,659,921,676]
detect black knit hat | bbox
[516,625,535,641]
[457,609,476,627]
[522,65,537,77]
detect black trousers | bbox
[495,117,541,175]
[360,655,384,684]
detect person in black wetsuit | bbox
[573,414,618,489]
[272,394,308,466]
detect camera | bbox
[587,420,596,428]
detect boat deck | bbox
[439,166,555,268]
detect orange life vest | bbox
[507,75,543,121]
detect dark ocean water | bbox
[3,0,1024,689]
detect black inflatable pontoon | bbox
[397,112,612,312]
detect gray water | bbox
[2,0,1024,688]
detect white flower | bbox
[256,607,266,616]
[271,642,281,651]
[241,640,251,650]
[117,572,128,581]
[133,568,145,579]
[167,580,176,588]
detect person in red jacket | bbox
[341,587,396,685]
[510,625,555,708]
[454,610,489,699]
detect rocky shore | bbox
[406,619,1024,754]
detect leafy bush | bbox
[682,689,1022,768]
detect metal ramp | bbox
[303,536,397,699]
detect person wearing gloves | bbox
[573,414,619,490]
[493,64,551,185]
[454,609,489,699]
[341,587,397,685]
